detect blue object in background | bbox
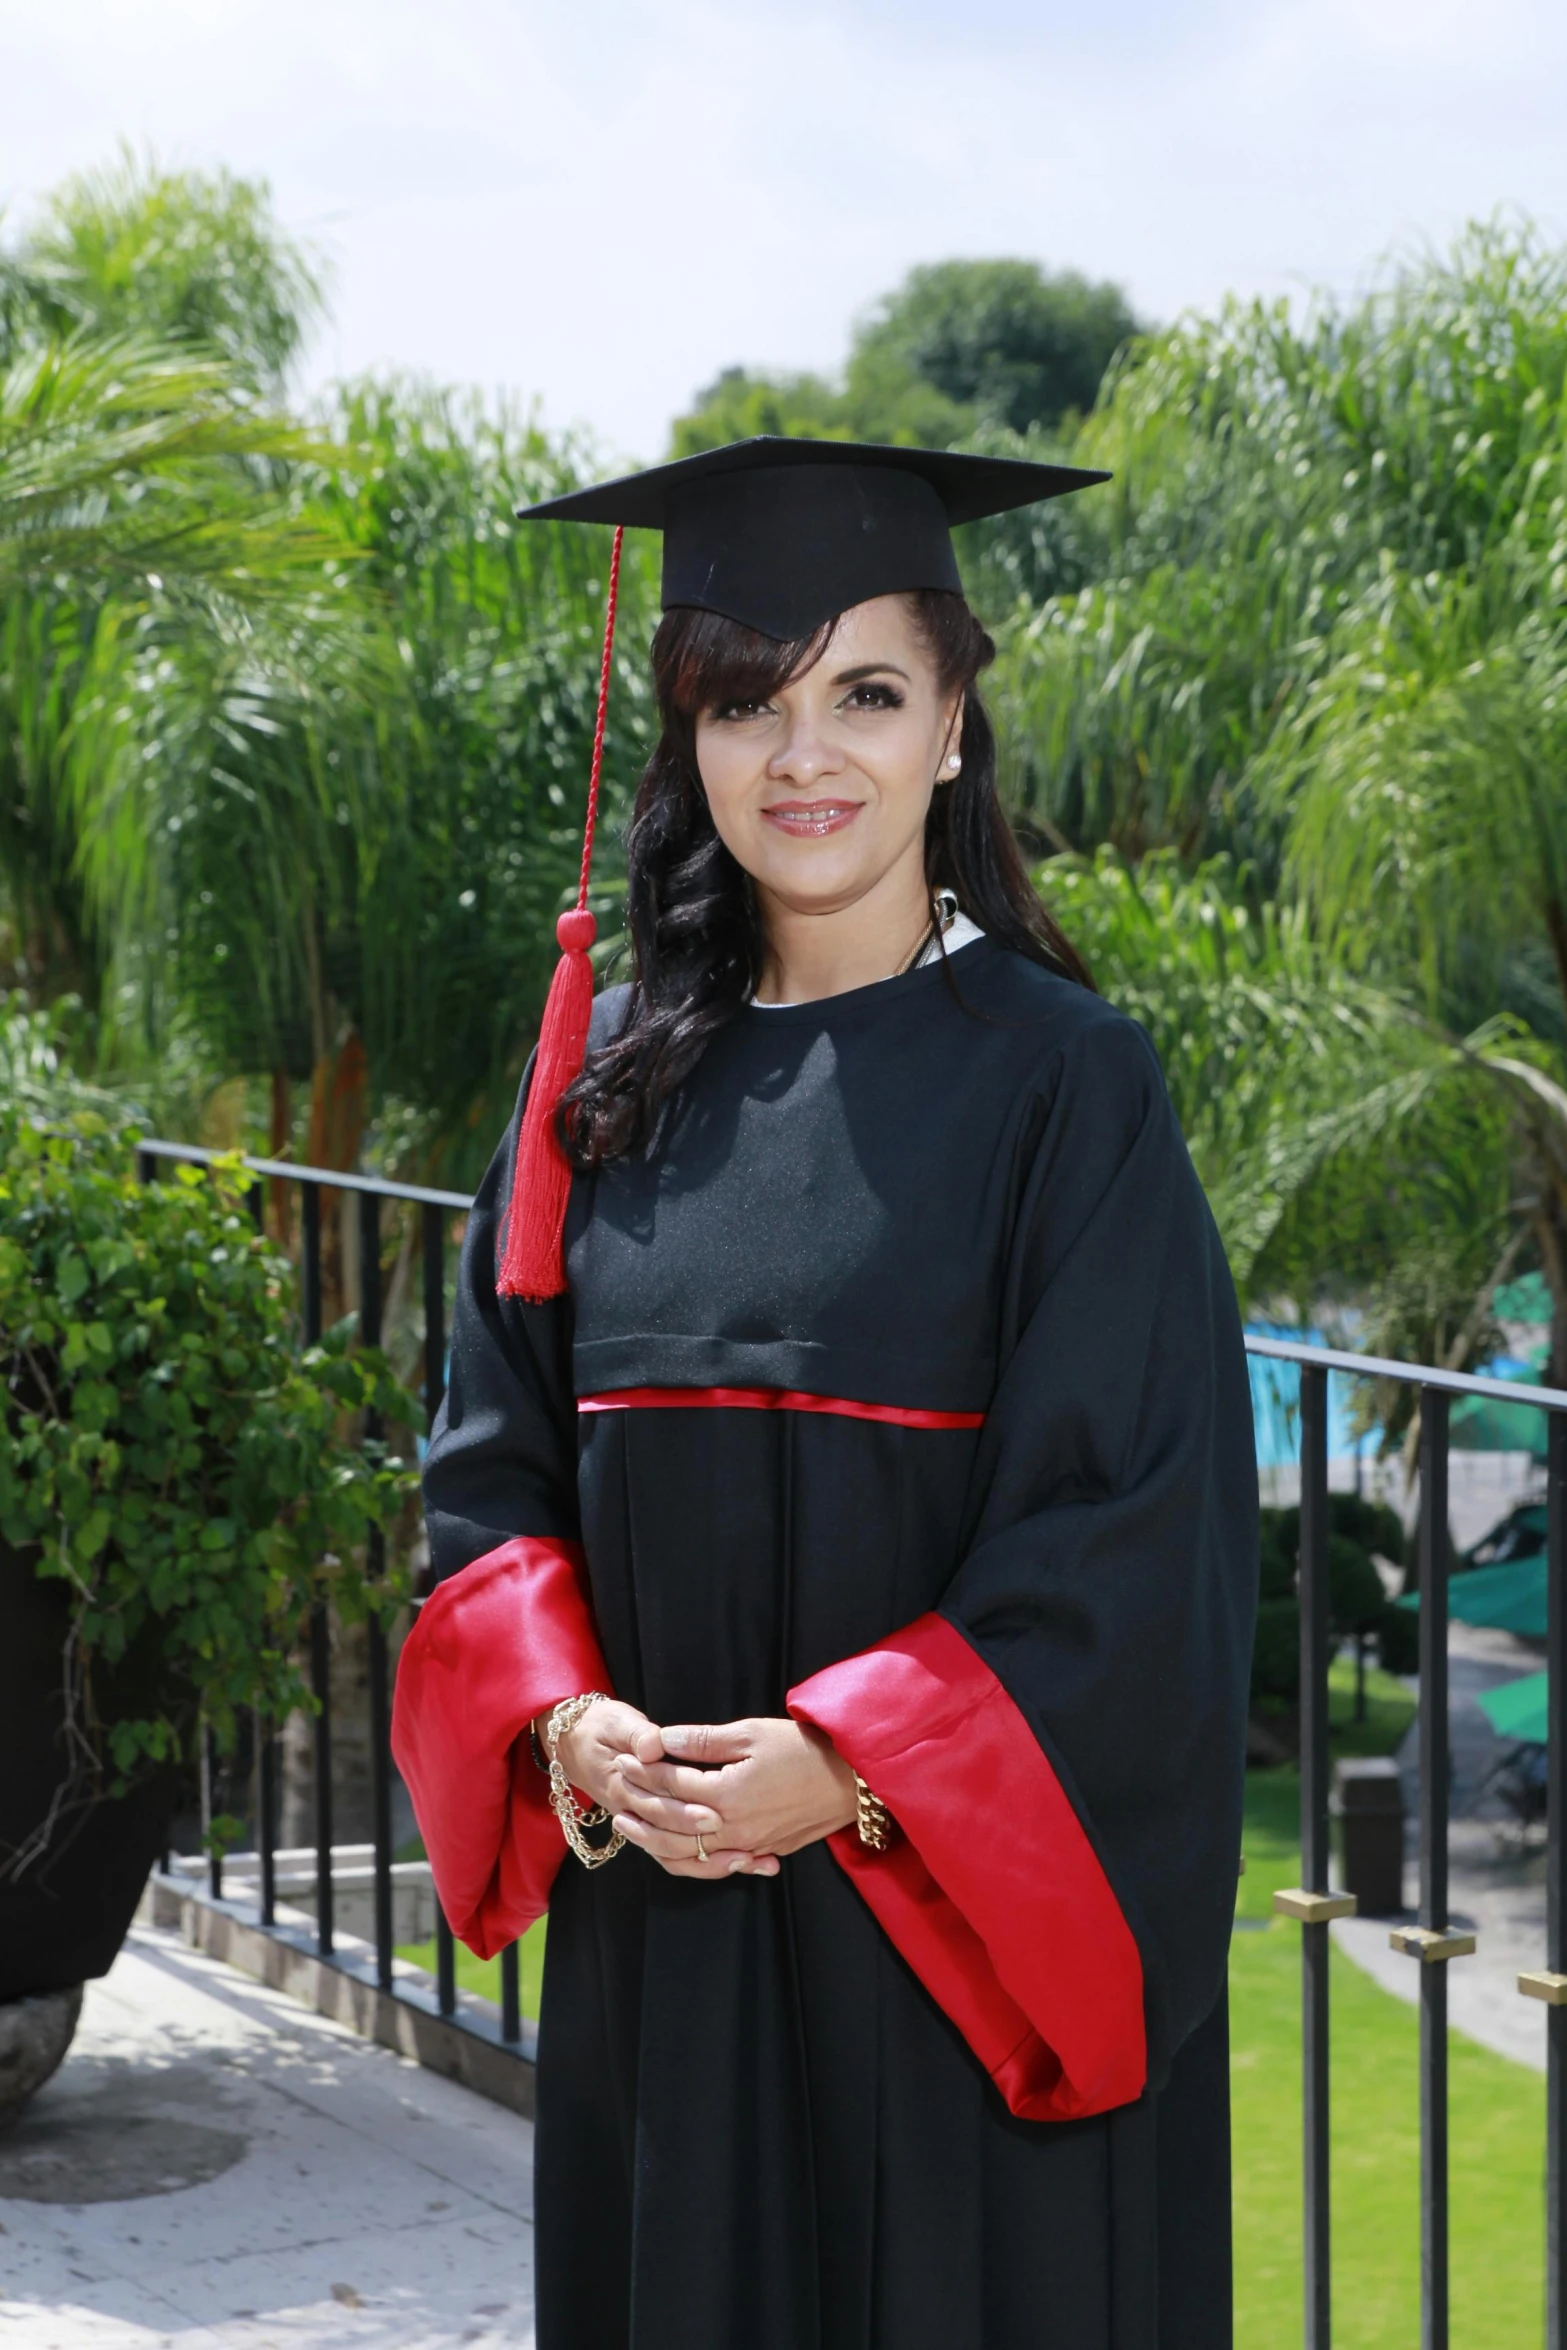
[1247,1324,1552,1468]
[1247,1325,1376,1469]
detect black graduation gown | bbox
[392,938,1258,2350]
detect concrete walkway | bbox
[0,1923,536,2349]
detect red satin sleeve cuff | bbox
[390,1536,611,1959]
[787,1611,1146,2122]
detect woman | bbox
[393,438,1258,2350]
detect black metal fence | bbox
[139,1140,1567,2345]
[1248,1335,1567,2350]
[137,1138,531,2059]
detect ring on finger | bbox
[694,1831,708,1863]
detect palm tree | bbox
[4,148,327,394]
[991,223,1567,1380]
[74,379,658,1194]
[0,330,342,1005]
[991,220,1567,879]
[1269,554,1567,1375]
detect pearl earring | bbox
[947,754,961,772]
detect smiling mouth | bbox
[761,800,863,837]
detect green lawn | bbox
[1235,1769,1544,2348]
[396,1916,548,2017]
[1324,1650,1417,1758]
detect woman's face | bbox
[693,595,963,921]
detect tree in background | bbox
[0,334,338,1009]
[0,155,337,1014]
[0,154,650,1202]
[851,260,1141,436]
[670,258,1141,454]
[1006,222,1567,1378]
[79,382,656,1195]
[1,148,327,392]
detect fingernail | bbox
[728,1858,748,1875]
[661,1728,688,1752]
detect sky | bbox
[3,0,1566,464]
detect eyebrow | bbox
[831,661,910,686]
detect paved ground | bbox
[1332,1621,1549,2073]
[0,1924,536,2349]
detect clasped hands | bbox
[547,1698,859,1880]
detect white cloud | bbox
[1,0,1564,458]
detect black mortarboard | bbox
[515,435,1108,641]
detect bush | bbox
[1258,1512,1297,1602]
[1329,1493,1406,1572]
[0,1103,418,1821]
[1376,1600,1421,1677]
[1252,1501,1405,1719]
[1329,1532,1386,1635]
[1251,1597,1301,1711]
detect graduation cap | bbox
[497,437,1108,1300]
[518,435,1108,641]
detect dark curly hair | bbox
[562,589,1093,1167]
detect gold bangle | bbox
[543,1694,626,1870]
[853,1772,892,1853]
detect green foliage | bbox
[1376,1600,1421,1676]
[1273,574,1567,1045]
[1257,1513,1297,1602]
[1250,1596,1301,1709]
[0,327,346,1006]
[1010,231,1567,1381]
[670,257,1138,454]
[1035,828,1560,1374]
[1250,1500,1412,1719]
[1329,1494,1406,1570]
[669,365,873,455]
[852,259,1141,436]
[0,1100,418,1801]
[1329,1534,1390,1635]
[77,380,660,1182]
[1035,851,1439,1290]
[0,994,126,1120]
[5,148,326,391]
[998,220,1567,877]
[0,153,661,1175]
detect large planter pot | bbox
[0,1986,84,2132]
[0,1539,182,2003]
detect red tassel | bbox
[496,907,598,1300]
[496,526,623,1302]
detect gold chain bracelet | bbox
[853,1772,892,1853]
[543,1693,626,1870]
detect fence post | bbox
[302,1183,334,1956]
[1548,1411,1566,2349]
[1417,1388,1452,2350]
[422,1201,459,2017]
[501,1942,521,2045]
[1299,1362,1333,2350]
[257,1708,277,1928]
[201,1723,223,1902]
[1269,1365,1355,2343]
[361,1190,396,1993]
